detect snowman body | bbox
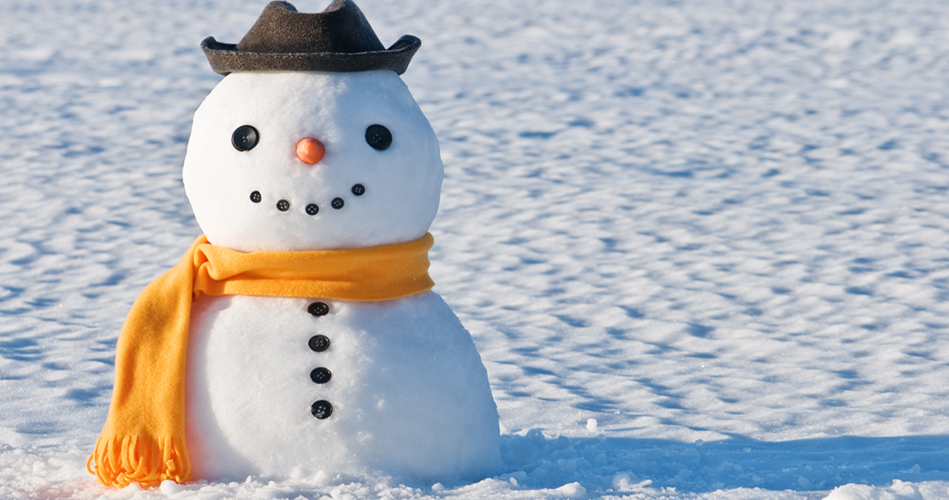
[180,71,500,482]
[185,293,498,482]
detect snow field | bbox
[3,0,949,498]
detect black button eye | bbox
[365,124,392,151]
[232,125,259,151]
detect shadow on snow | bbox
[500,432,949,493]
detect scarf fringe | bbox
[87,433,191,487]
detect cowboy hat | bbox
[201,0,421,75]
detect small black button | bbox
[308,302,329,316]
[306,203,319,215]
[310,367,332,384]
[277,199,290,212]
[311,400,333,419]
[331,197,344,209]
[351,184,365,196]
[308,335,330,352]
[250,191,262,203]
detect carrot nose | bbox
[296,138,325,165]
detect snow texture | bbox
[3,0,949,498]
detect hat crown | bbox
[236,0,385,55]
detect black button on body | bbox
[308,302,329,316]
[310,367,332,384]
[308,334,330,352]
[331,197,344,209]
[277,199,290,212]
[351,184,365,196]
[311,400,333,419]
[306,203,319,215]
[250,191,262,203]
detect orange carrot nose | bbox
[296,138,325,165]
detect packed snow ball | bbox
[183,70,444,252]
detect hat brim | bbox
[201,34,421,76]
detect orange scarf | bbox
[87,233,435,487]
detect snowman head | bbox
[182,70,442,252]
[183,0,441,252]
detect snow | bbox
[3,0,949,498]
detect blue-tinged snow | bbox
[3,0,949,498]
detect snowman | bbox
[89,0,500,487]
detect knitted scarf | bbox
[87,233,435,487]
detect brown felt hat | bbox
[201,0,421,75]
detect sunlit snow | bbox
[3,0,949,499]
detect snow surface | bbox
[3,0,949,498]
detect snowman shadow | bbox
[499,431,949,493]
